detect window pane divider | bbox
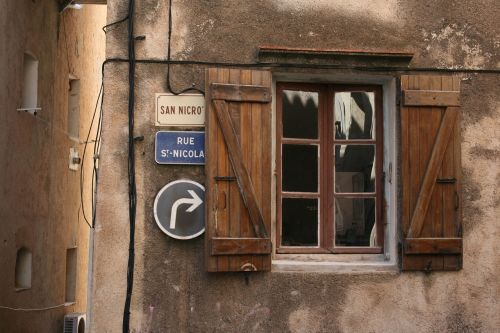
[333,192,377,197]
[333,140,376,144]
[277,247,330,254]
[282,192,319,198]
[282,138,320,144]
[328,247,383,254]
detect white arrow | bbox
[169,190,203,229]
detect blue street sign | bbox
[155,131,205,165]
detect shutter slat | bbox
[216,69,231,272]
[404,238,462,254]
[401,74,462,271]
[205,69,219,271]
[403,90,460,106]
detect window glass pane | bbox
[282,144,318,193]
[282,198,318,246]
[334,92,375,140]
[335,145,375,193]
[282,90,318,139]
[335,197,376,247]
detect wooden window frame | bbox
[276,82,384,254]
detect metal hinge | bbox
[214,176,236,181]
[436,178,456,184]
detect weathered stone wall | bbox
[92,0,499,332]
[0,1,106,332]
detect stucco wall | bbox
[0,1,106,332]
[92,0,499,332]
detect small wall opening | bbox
[20,53,39,110]
[15,247,32,290]
[68,79,80,140]
[65,247,77,303]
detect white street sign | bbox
[155,93,205,127]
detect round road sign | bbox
[153,180,205,240]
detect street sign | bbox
[155,93,205,126]
[153,180,205,240]
[155,131,205,165]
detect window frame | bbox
[18,52,40,112]
[276,82,384,255]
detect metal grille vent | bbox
[63,313,86,333]
[64,317,76,333]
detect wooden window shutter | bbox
[205,68,272,272]
[401,75,462,271]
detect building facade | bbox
[100,0,498,332]
[0,1,106,332]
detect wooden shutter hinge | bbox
[424,261,433,274]
[436,177,456,184]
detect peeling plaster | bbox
[422,24,494,69]
[173,17,215,60]
[273,0,401,24]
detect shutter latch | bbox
[214,176,237,181]
[436,178,456,184]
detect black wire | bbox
[91,64,105,228]
[102,15,129,33]
[123,0,136,331]
[166,0,205,95]
[102,57,500,74]
[79,82,103,229]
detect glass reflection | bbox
[334,92,375,140]
[282,198,319,246]
[283,90,318,139]
[282,144,318,193]
[335,145,375,193]
[335,197,376,247]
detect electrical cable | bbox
[0,303,73,312]
[103,15,129,33]
[103,57,500,73]
[123,0,136,331]
[91,71,104,228]
[79,82,103,229]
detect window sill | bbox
[15,287,31,292]
[16,107,41,116]
[272,254,398,273]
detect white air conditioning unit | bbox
[63,313,86,333]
